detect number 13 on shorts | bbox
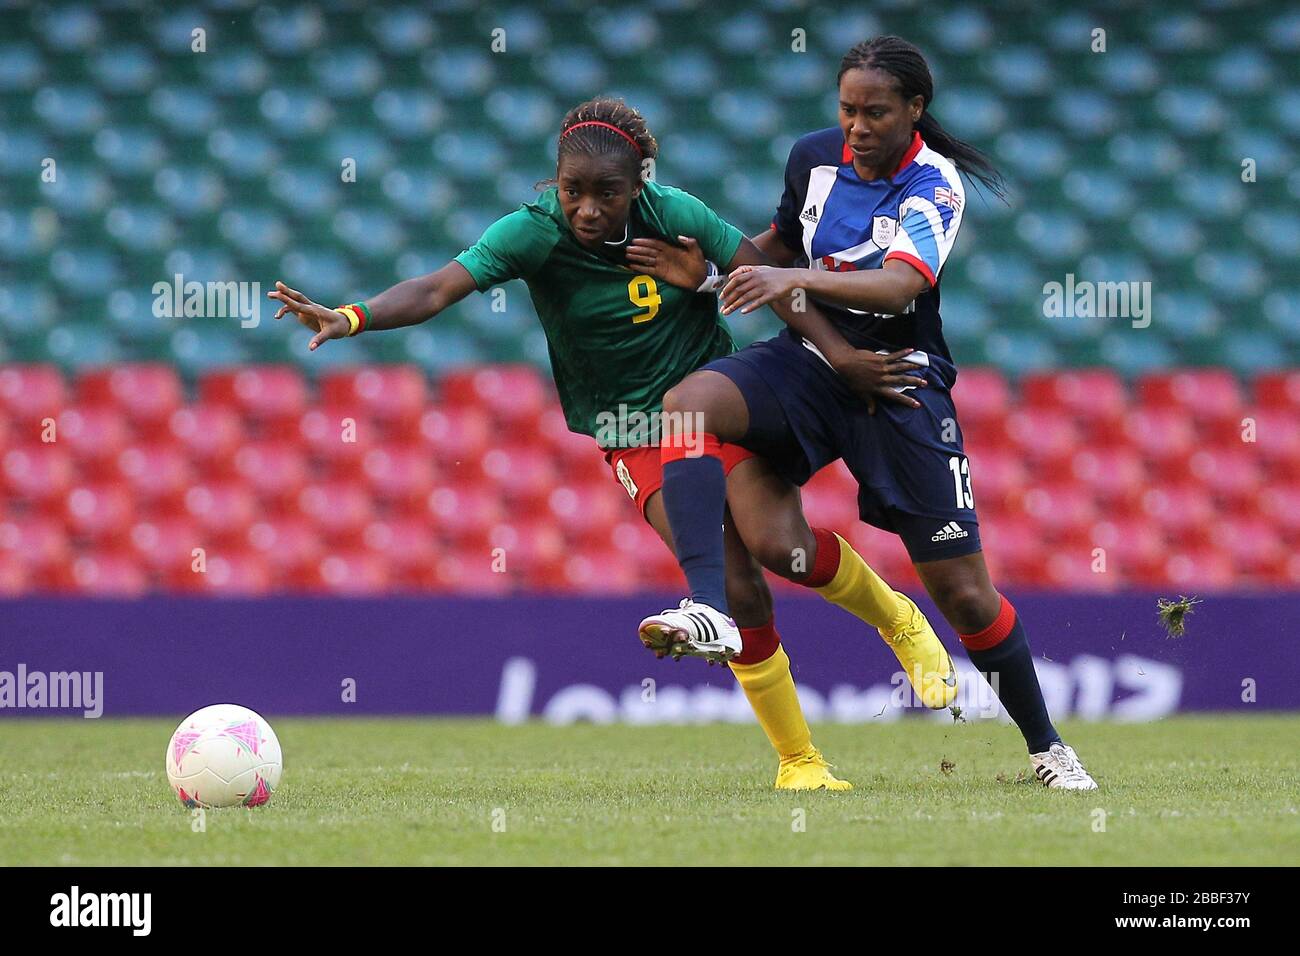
[948,455,974,509]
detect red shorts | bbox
[604,443,756,516]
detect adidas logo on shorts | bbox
[931,521,968,542]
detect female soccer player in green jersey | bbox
[270,97,954,791]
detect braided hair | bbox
[839,36,1007,201]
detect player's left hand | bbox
[625,235,707,290]
[720,265,802,315]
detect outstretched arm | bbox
[268,262,480,351]
[719,258,929,318]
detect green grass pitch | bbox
[1,715,1295,866]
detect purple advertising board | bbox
[0,592,1294,723]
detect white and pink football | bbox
[166,704,283,809]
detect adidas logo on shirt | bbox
[800,204,819,223]
[931,521,968,542]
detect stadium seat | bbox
[63,482,135,542]
[245,516,325,585]
[439,364,552,435]
[478,444,559,508]
[167,550,275,596]
[1021,369,1128,437]
[116,442,194,508]
[57,405,131,479]
[546,481,626,546]
[362,516,438,587]
[1254,370,1300,410]
[2,444,75,511]
[360,443,439,513]
[167,403,245,474]
[76,363,183,437]
[424,483,508,547]
[319,365,429,438]
[181,481,259,545]
[232,440,310,507]
[199,365,308,438]
[59,550,150,596]
[0,364,67,433]
[951,366,1011,427]
[297,407,378,479]
[128,516,202,578]
[417,404,494,471]
[296,481,375,547]
[1070,447,1147,507]
[0,514,72,586]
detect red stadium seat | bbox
[537,406,610,483]
[979,512,1051,584]
[320,366,429,438]
[424,483,508,545]
[0,514,72,585]
[1091,518,1167,582]
[60,550,149,596]
[951,366,1011,427]
[2,444,75,511]
[841,522,920,590]
[478,444,558,508]
[1246,409,1300,478]
[168,550,275,595]
[1254,370,1300,411]
[1003,408,1081,475]
[309,551,392,595]
[1138,484,1216,545]
[1123,408,1197,476]
[965,453,1029,513]
[362,516,438,586]
[1160,547,1237,591]
[1042,549,1122,591]
[0,364,67,435]
[200,366,308,438]
[63,483,135,542]
[1137,369,1244,414]
[168,403,245,475]
[1016,483,1099,542]
[546,480,627,545]
[1070,447,1146,508]
[116,443,195,508]
[57,406,131,479]
[537,549,642,594]
[608,518,681,587]
[181,481,259,544]
[297,481,375,546]
[76,364,183,438]
[297,407,378,479]
[0,551,29,595]
[416,404,494,472]
[1255,483,1300,544]
[485,518,567,575]
[1187,447,1261,510]
[422,550,514,595]
[1022,370,1128,438]
[439,364,551,434]
[232,440,310,507]
[129,517,204,578]
[801,469,862,531]
[1209,516,1286,580]
[360,443,439,512]
[245,516,325,584]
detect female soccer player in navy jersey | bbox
[269,96,958,791]
[632,37,1097,789]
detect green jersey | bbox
[454,180,744,448]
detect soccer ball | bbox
[166,704,283,809]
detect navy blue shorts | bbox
[705,331,982,563]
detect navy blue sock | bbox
[961,596,1060,754]
[660,452,729,614]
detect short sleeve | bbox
[453,208,557,290]
[653,185,745,268]
[882,168,965,287]
[771,140,810,254]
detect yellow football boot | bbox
[775,746,854,791]
[881,591,959,709]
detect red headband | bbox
[561,120,643,157]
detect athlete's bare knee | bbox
[933,581,999,634]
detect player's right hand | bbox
[268,281,351,351]
[625,235,707,290]
[831,347,928,414]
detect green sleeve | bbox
[652,184,745,268]
[453,208,557,291]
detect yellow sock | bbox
[729,646,812,759]
[814,533,908,632]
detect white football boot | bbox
[1029,742,1098,790]
[638,599,742,664]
